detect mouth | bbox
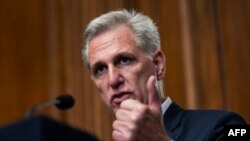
[111,92,132,106]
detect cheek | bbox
[100,93,115,114]
[93,80,110,103]
[126,62,155,100]
[100,93,109,105]
[134,62,155,83]
[94,79,107,93]
[95,81,112,108]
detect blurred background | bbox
[0,0,249,140]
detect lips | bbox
[111,92,132,105]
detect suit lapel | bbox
[163,102,184,141]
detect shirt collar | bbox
[161,97,172,115]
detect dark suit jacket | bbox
[163,103,246,141]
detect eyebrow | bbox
[91,61,105,71]
[113,52,136,62]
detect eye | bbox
[120,57,131,65]
[118,56,133,65]
[93,64,107,78]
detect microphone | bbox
[25,94,75,119]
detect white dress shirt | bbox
[161,97,172,115]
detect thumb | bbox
[147,75,162,114]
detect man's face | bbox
[88,25,157,114]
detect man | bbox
[82,10,245,141]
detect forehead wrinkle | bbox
[89,38,115,65]
[88,25,139,67]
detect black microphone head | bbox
[55,95,75,110]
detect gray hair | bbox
[82,9,160,66]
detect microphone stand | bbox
[25,99,60,119]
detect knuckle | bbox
[130,113,139,121]
[112,120,119,128]
[130,104,150,121]
[115,110,121,118]
[128,122,136,131]
[112,130,120,140]
[137,104,148,114]
[121,99,132,106]
[112,130,131,141]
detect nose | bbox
[108,66,124,89]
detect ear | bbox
[152,49,166,80]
